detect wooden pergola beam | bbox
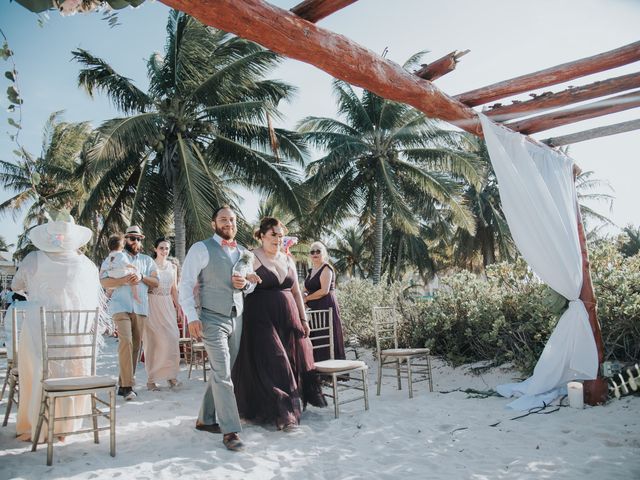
[290,0,358,23]
[542,118,640,146]
[455,41,640,107]
[486,72,640,122]
[414,50,469,81]
[160,0,482,135]
[505,89,640,135]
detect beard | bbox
[215,224,236,241]
[125,242,142,255]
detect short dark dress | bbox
[305,264,346,361]
[232,264,326,429]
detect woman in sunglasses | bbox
[303,242,346,361]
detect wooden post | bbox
[575,191,608,405]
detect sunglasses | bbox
[126,236,143,242]
[309,249,321,255]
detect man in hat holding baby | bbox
[100,225,158,401]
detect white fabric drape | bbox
[479,115,598,410]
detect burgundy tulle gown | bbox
[305,264,346,361]
[232,264,326,429]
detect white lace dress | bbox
[143,262,180,384]
[11,250,102,442]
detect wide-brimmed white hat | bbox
[28,211,93,253]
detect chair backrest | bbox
[40,307,100,381]
[8,308,25,364]
[307,309,334,360]
[373,307,399,354]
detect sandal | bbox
[223,433,245,452]
[147,382,160,391]
[168,379,182,388]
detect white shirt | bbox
[179,234,255,323]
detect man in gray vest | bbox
[179,206,258,452]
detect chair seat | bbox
[381,348,430,356]
[43,375,117,392]
[191,342,206,350]
[315,359,367,373]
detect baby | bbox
[104,234,141,303]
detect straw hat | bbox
[29,211,92,253]
[125,225,145,238]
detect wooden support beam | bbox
[505,89,640,135]
[486,72,640,122]
[542,118,640,146]
[160,0,482,135]
[455,41,640,107]
[290,0,358,23]
[414,50,469,81]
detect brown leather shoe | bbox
[195,422,222,434]
[223,433,245,451]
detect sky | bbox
[0,0,639,251]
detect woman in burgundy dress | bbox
[232,218,326,431]
[304,241,346,361]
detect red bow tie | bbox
[221,239,237,248]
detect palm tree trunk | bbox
[372,188,384,284]
[173,177,186,263]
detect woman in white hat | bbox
[11,211,104,442]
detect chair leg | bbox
[47,397,56,466]
[332,373,339,418]
[407,357,414,399]
[0,364,10,402]
[32,395,47,452]
[362,370,370,411]
[202,351,207,383]
[396,358,402,390]
[110,388,116,458]
[91,395,99,444]
[2,375,16,426]
[376,357,383,396]
[188,353,194,379]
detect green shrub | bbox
[336,240,640,374]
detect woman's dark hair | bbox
[253,217,287,240]
[107,233,124,251]
[152,237,170,259]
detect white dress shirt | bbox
[179,234,255,323]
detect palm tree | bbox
[0,235,13,251]
[330,226,369,278]
[452,139,515,270]
[575,170,615,229]
[299,59,480,283]
[74,11,306,261]
[618,225,640,257]
[0,111,91,230]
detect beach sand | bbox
[1,336,638,479]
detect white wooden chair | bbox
[2,308,24,426]
[373,306,433,398]
[0,308,8,402]
[187,338,208,382]
[178,318,191,363]
[31,307,117,466]
[308,309,369,418]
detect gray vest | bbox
[198,238,244,318]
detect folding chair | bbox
[373,306,433,398]
[2,308,24,425]
[308,308,369,418]
[31,307,117,466]
[187,338,208,382]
